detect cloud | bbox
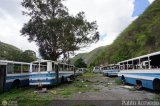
[148,0,155,3]
[64,0,135,53]
[0,0,39,56]
[0,0,145,57]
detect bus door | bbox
[55,64,59,84]
[0,65,6,93]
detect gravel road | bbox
[49,74,156,106]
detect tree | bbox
[74,58,87,68]
[20,50,36,62]
[21,0,99,61]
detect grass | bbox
[93,88,100,91]
[57,80,95,98]
[0,73,99,106]
[0,87,53,106]
[114,78,122,85]
[128,88,136,91]
[82,72,97,78]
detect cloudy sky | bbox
[0,0,155,57]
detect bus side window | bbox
[40,62,47,72]
[35,66,39,72]
[40,66,47,72]
[34,65,39,72]
[52,63,55,71]
[22,65,29,73]
[7,63,14,74]
[14,64,21,73]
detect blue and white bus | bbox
[0,60,30,93]
[102,64,119,77]
[118,51,160,90]
[29,60,75,86]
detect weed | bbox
[114,78,122,85]
[82,73,97,78]
[0,87,53,106]
[128,88,136,91]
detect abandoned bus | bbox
[75,68,87,76]
[102,64,119,77]
[29,60,75,86]
[58,63,75,83]
[118,51,160,90]
[93,66,102,73]
[0,60,30,93]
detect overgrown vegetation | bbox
[74,58,87,68]
[57,81,93,98]
[0,41,36,62]
[0,73,99,106]
[82,72,97,78]
[114,78,122,85]
[0,88,52,106]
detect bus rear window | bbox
[95,67,99,69]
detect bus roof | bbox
[102,64,119,67]
[32,60,74,67]
[0,60,30,65]
[118,51,160,64]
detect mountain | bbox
[0,41,36,62]
[71,46,106,65]
[0,41,22,61]
[90,0,160,66]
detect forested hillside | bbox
[90,0,160,66]
[0,41,36,62]
[71,46,106,65]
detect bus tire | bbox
[135,80,142,90]
[70,75,74,80]
[121,75,126,85]
[153,79,160,91]
[106,73,109,77]
[61,76,65,83]
[11,79,21,89]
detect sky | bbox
[132,0,150,17]
[0,0,155,57]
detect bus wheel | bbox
[153,79,160,91]
[106,73,109,77]
[70,75,75,80]
[135,80,142,90]
[11,80,21,89]
[61,76,65,83]
[121,76,126,85]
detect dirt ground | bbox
[48,74,156,106]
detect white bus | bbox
[75,68,87,76]
[118,51,160,91]
[0,60,30,93]
[93,66,102,73]
[102,64,119,77]
[29,60,75,86]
